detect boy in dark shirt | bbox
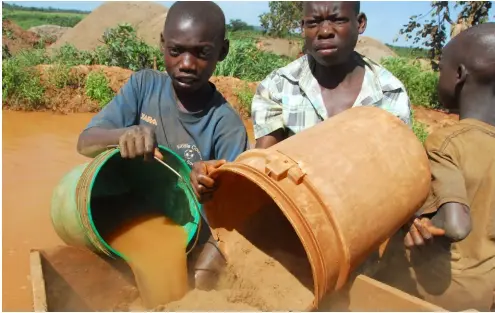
[77,1,248,166]
[76,1,248,290]
[377,23,495,311]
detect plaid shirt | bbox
[251,53,412,140]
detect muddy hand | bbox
[118,125,162,161]
[194,239,227,291]
[190,160,226,203]
[404,217,445,248]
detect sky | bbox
[5,1,495,47]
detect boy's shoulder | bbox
[424,119,495,154]
[131,69,169,83]
[361,55,406,92]
[210,87,245,127]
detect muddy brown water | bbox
[2,111,255,311]
[105,214,189,309]
[2,111,94,311]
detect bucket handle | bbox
[105,145,202,255]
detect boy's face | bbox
[302,1,365,67]
[162,19,228,92]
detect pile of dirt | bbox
[153,203,314,312]
[2,20,42,55]
[28,25,71,42]
[209,76,257,118]
[256,35,396,64]
[355,36,397,64]
[413,105,459,133]
[50,1,168,52]
[257,38,302,59]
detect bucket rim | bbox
[86,145,202,259]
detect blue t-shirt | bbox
[85,70,249,166]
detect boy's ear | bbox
[457,63,468,85]
[357,13,367,35]
[219,39,229,62]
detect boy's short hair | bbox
[164,1,226,41]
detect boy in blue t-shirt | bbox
[77,1,248,166]
[77,1,247,290]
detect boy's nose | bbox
[179,53,197,73]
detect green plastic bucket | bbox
[50,145,201,259]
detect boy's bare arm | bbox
[431,202,471,242]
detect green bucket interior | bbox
[87,145,201,259]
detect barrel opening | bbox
[86,150,199,252]
[205,170,315,304]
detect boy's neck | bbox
[459,87,495,127]
[174,83,214,113]
[311,54,363,90]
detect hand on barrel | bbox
[190,160,226,203]
[404,217,445,248]
[118,125,163,161]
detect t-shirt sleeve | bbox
[420,132,469,214]
[84,71,143,130]
[213,111,249,162]
[251,72,285,140]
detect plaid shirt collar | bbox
[276,53,404,120]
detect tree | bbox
[396,1,492,70]
[227,19,253,32]
[259,1,303,37]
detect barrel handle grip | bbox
[105,145,202,255]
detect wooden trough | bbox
[30,246,446,312]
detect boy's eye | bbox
[334,17,348,24]
[168,47,180,57]
[304,19,318,28]
[199,48,212,58]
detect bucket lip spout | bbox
[205,161,322,307]
[85,145,202,259]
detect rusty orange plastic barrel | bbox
[202,106,431,310]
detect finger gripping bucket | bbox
[202,106,432,310]
[51,145,201,258]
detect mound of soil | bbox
[413,106,459,133]
[28,25,71,42]
[355,36,397,64]
[256,35,396,64]
[50,2,168,52]
[2,20,42,55]
[257,38,302,59]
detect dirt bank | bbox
[3,64,457,141]
[2,20,46,56]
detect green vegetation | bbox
[3,10,85,29]
[1,21,438,140]
[386,45,428,59]
[381,57,439,109]
[47,63,82,88]
[235,83,255,117]
[412,118,429,144]
[85,71,114,108]
[2,3,87,29]
[2,55,44,109]
[214,37,292,81]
